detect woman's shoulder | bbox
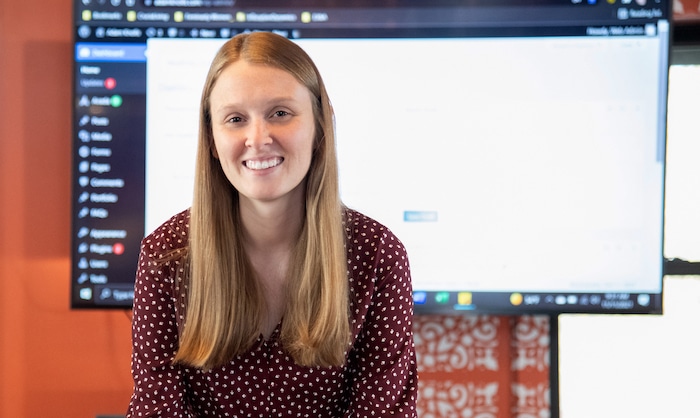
[141,209,191,258]
[343,207,405,253]
[343,207,385,231]
[342,208,412,319]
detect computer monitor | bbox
[71,0,670,314]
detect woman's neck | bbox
[238,194,304,255]
[238,195,305,338]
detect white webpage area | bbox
[146,35,664,294]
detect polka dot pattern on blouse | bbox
[126,208,418,417]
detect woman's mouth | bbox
[244,157,283,170]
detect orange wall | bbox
[675,0,700,22]
[0,1,133,417]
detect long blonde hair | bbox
[173,32,349,369]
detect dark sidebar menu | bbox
[71,45,146,308]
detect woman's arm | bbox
[345,219,418,417]
[127,236,191,417]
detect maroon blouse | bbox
[126,209,418,417]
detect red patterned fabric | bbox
[414,315,551,418]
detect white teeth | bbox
[246,157,282,170]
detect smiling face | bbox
[208,60,317,209]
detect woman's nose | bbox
[244,118,273,148]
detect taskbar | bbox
[412,290,663,315]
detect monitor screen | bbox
[71,0,670,314]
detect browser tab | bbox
[136,11,171,22]
[181,12,234,22]
[87,11,123,22]
[238,12,297,23]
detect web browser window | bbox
[72,0,671,313]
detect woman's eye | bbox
[272,110,289,118]
[227,116,243,123]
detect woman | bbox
[127,31,417,417]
